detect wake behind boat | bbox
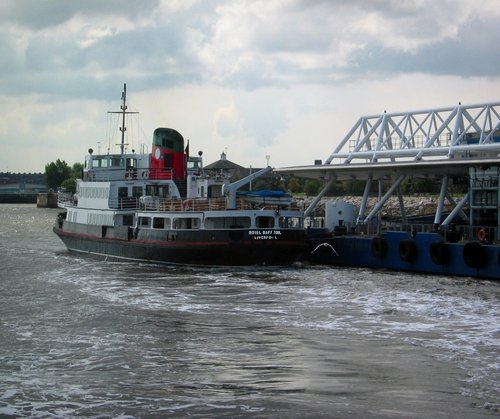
[53,85,307,266]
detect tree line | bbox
[258,176,466,196]
[44,160,82,192]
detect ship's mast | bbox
[120,83,127,155]
[108,83,138,155]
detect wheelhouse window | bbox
[146,184,169,198]
[153,217,164,229]
[118,187,128,198]
[204,216,251,229]
[279,216,303,228]
[256,216,274,228]
[173,217,201,230]
[187,158,201,170]
[132,186,143,198]
[126,158,137,169]
[153,217,172,229]
[139,216,150,227]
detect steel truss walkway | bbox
[277,101,500,229]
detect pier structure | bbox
[278,101,500,241]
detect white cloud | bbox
[0,0,499,173]
[214,103,243,138]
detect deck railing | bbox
[371,221,498,243]
[309,216,498,242]
[83,168,174,182]
[58,192,302,213]
[57,191,74,207]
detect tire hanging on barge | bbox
[372,236,388,259]
[399,239,417,262]
[430,241,450,265]
[463,241,487,268]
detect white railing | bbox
[57,191,74,207]
[58,191,304,214]
[83,168,174,182]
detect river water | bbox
[0,204,498,418]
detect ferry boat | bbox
[53,85,306,266]
[278,101,500,279]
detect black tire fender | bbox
[430,241,450,265]
[463,241,487,268]
[372,236,388,259]
[399,239,417,262]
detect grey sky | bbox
[0,0,499,172]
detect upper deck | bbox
[83,152,176,181]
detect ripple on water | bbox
[0,208,498,417]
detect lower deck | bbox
[54,219,307,266]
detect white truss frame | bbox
[325,101,500,164]
[300,102,500,235]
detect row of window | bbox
[472,191,499,207]
[87,157,137,169]
[139,217,202,230]
[137,215,303,230]
[117,185,170,198]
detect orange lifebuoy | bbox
[477,228,486,242]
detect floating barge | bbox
[278,101,500,279]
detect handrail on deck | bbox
[83,167,174,182]
[57,192,301,213]
[365,221,498,243]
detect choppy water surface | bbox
[0,205,498,418]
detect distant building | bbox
[204,152,266,180]
[204,152,246,179]
[0,172,47,194]
[0,172,45,185]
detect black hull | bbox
[54,222,306,266]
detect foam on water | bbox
[1,205,499,417]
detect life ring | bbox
[372,236,388,259]
[430,241,449,265]
[477,228,486,242]
[141,171,149,178]
[399,239,417,262]
[463,241,487,268]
